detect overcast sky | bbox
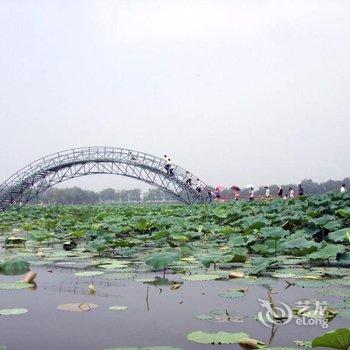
[0,0,349,191]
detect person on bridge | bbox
[249,187,254,201]
[164,156,173,176]
[298,184,304,196]
[207,189,213,203]
[289,187,294,198]
[196,180,202,195]
[277,186,283,198]
[185,171,192,186]
[214,187,221,201]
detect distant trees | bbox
[31,177,349,204]
[99,188,116,202]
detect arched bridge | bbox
[0,147,208,211]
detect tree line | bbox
[32,177,349,204]
[33,187,176,204]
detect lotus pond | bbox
[0,192,349,350]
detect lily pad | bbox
[108,305,128,311]
[104,272,137,280]
[74,271,105,277]
[0,308,28,315]
[186,331,250,344]
[218,288,246,299]
[181,274,222,281]
[194,309,244,323]
[105,347,183,350]
[57,303,98,312]
[0,282,33,290]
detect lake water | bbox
[0,264,348,350]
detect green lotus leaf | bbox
[0,259,30,275]
[74,270,105,277]
[308,245,345,260]
[265,348,299,350]
[108,305,128,311]
[0,282,33,290]
[0,308,28,315]
[105,347,183,350]
[181,274,222,281]
[198,254,225,268]
[218,288,246,299]
[328,228,350,244]
[260,226,289,240]
[229,236,246,247]
[186,330,250,344]
[145,251,180,270]
[311,328,350,350]
[28,230,54,242]
[248,257,278,275]
[337,208,350,219]
[103,272,137,280]
[241,217,269,231]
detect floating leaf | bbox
[0,282,33,290]
[187,331,250,344]
[74,271,105,277]
[57,303,98,312]
[218,288,247,299]
[105,347,183,350]
[181,274,222,281]
[194,309,244,323]
[0,308,28,315]
[104,272,137,280]
[108,305,128,311]
[98,261,129,269]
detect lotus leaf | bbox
[311,328,350,350]
[186,330,250,344]
[145,251,180,269]
[328,229,350,244]
[0,308,28,316]
[0,259,30,275]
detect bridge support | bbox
[0,147,208,211]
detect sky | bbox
[0,0,349,191]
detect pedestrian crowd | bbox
[160,154,347,204]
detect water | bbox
[0,265,348,350]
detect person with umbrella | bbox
[214,184,225,202]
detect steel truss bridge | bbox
[0,147,208,211]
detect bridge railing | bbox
[0,147,207,204]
